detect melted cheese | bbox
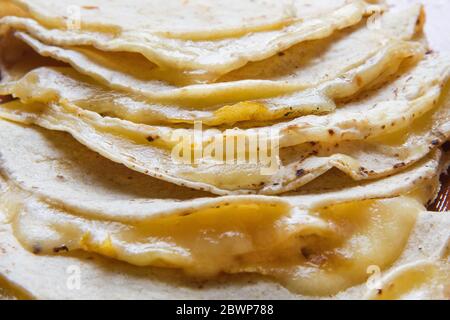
[366,261,450,300]
[8,191,424,296]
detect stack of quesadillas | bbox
[0,0,448,299]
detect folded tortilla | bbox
[0,0,448,301]
[0,56,448,194]
[1,0,382,77]
[0,118,447,298]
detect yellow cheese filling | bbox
[8,193,424,296]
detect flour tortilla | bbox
[0,5,424,126]
[5,4,422,105]
[0,200,448,299]
[4,0,362,39]
[2,52,447,146]
[0,56,448,194]
[9,36,423,126]
[0,93,447,195]
[1,0,382,76]
[0,0,448,301]
[0,118,447,298]
[0,118,443,223]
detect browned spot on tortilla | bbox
[355,75,363,87]
[146,135,159,142]
[393,162,406,169]
[0,95,15,104]
[53,245,69,253]
[32,244,42,254]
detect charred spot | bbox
[146,135,159,142]
[381,125,386,129]
[426,49,434,55]
[300,247,312,259]
[393,162,406,169]
[309,141,317,146]
[377,289,383,295]
[32,244,42,254]
[359,167,369,175]
[355,75,363,87]
[278,52,285,57]
[328,129,335,135]
[284,111,292,117]
[56,175,65,181]
[416,16,422,26]
[53,245,69,253]
[0,95,16,104]
[296,169,306,177]
[431,139,440,146]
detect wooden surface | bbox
[429,168,450,212]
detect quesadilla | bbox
[0,5,424,126]
[0,0,448,301]
[1,0,383,77]
[0,118,447,298]
[0,56,448,194]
